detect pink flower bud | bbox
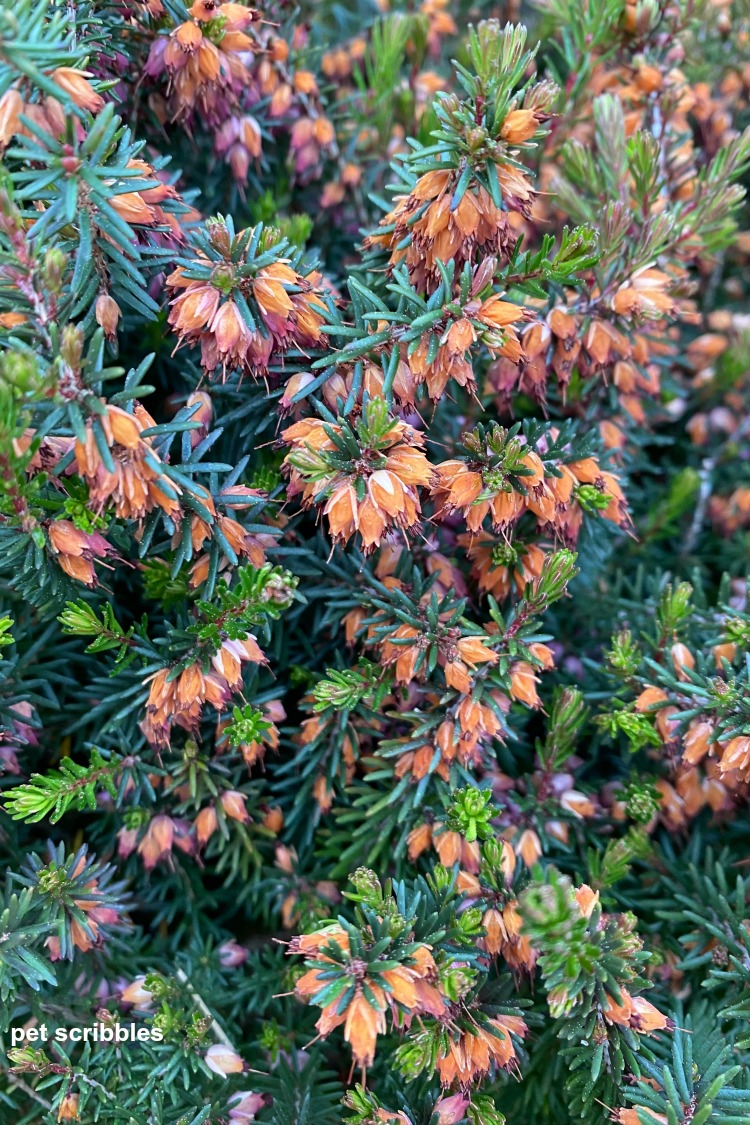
[95,293,121,340]
[205,1043,244,1077]
[57,1092,80,1120]
[279,372,314,414]
[0,89,22,149]
[195,805,218,847]
[117,826,139,859]
[219,940,248,968]
[228,1091,270,1121]
[221,791,250,824]
[172,818,196,856]
[186,391,213,448]
[671,642,695,681]
[45,935,62,961]
[137,815,174,870]
[121,977,153,1008]
[435,1093,470,1124]
[51,68,104,113]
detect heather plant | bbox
[1,1,750,1123]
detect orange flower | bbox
[209,301,252,369]
[612,268,676,319]
[482,908,506,956]
[205,1044,245,1076]
[0,310,27,329]
[283,408,433,553]
[109,190,157,226]
[682,720,714,765]
[291,927,443,1067]
[629,995,673,1032]
[670,642,695,680]
[57,1092,80,1121]
[477,295,525,331]
[560,790,596,818]
[460,534,547,599]
[0,88,22,149]
[75,405,182,522]
[221,790,250,823]
[51,68,104,113]
[574,884,600,919]
[635,687,668,712]
[513,828,540,867]
[342,991,385,1068]
[137,815,175,870]
[365,168,532,291]
[509,662,541,708]
[432,462,487,529]
[719,736,750,775]
[433,438,627,542]
[436,1014,527,1085]
[433,826,480,872]
[195,805,218,847]
[500,108,539,143]
[47,520,116,586]
[617,1111,668,1125]
[95,294,121,340]
[141,633,264,747]
[147,2,258,125]
[407,822,433,860]
[604,988,672,1033]
[167,246,328,379]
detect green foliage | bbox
[538,687,589,769]
[3,747,117,823]
[446,786,494,842]
[225,704,271,749]
[312,660,392,713]
[626,1014,750,1125]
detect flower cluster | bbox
[167,222,329,378]
[282,398,434,552]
